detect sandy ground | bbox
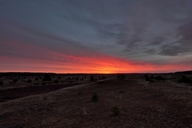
[0,76,192,128]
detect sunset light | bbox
[0,0,192,73]
[1,1,192,127]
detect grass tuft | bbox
[111,106,120,116]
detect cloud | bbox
[159,40,192,56]
[95,0,192,58]
[0,0,192,73]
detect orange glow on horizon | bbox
[0,49,191,73]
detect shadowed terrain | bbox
[0,73,192,128]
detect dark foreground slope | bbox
[0,83,80,102]
[0,77,192,128]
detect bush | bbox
[145,76,150,81]
[54,79,59,83]
[102,76,107,79]
[90,76,95,82]
[13,79,18,83]
[179,75,192,83]
[117,74,126,80]
[144,75,154,83]
[151,75,154,79]
[68,81,73,84]
[143,74,148,78]
[0,81,3,85]
[27,79,32,83]
[91,93,98,102]
[66,77,71,81]
[155,76,165,80]
[99,76,106,80]
[111,106,120,116]
[42,75,52,81]
[34,77,39,80]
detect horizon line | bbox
[0,70,191,74]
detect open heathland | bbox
[0,73,192,128]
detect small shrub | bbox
[54,79,59,83]
[117,74,126,80]
[151,75,154,79]
[99,76,106,80]
[27,79,32,83]
[0,81,3,85]
[66,77,71,81]
[13,79,18,83]
[102,76,107,79]
[155,76,165,80]
[111,106,120,116]
[145,75,154,83]
[179,75,192,83]
[91,93,98,102]
[90,76,95,82]
[68,81,73,84]
[42,75,52,81]
[145,76,150,81]
[34,77,38,80]
[143,74,148,78]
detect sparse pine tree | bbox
[91,93,98,102]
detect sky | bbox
[0,0,192,73]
